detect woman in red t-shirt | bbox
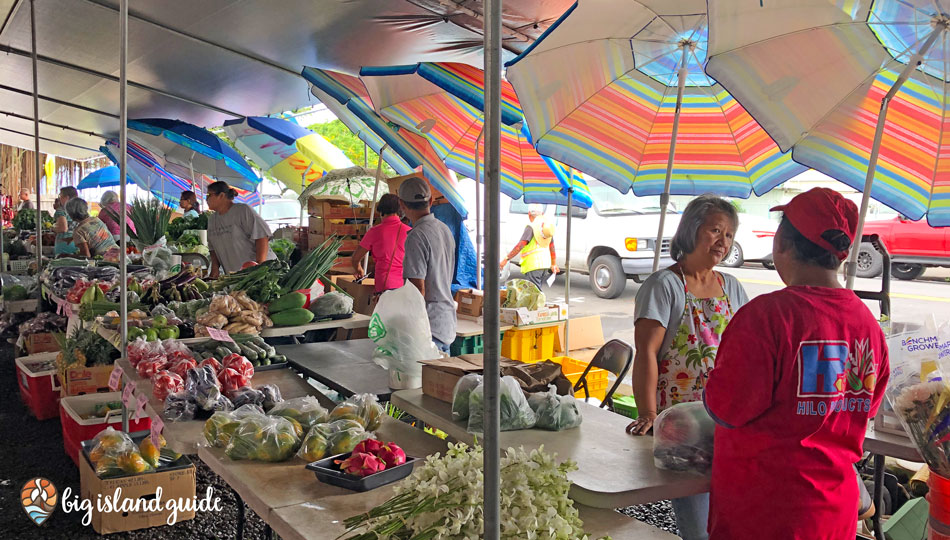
[352,193,412,294]
[704,188,889,540]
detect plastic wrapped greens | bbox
[267,396,329,432]
[329,393,385,430]
[203,404,266,448]
[309,291,353,318]
[163,392,197,422]
[467,376,537,434]
[225,414,301,462]
[503,279,545,310]
[652,401,715,475]
[452,374,483,421]
[527,385,583,431]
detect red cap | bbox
[770,188,858,261]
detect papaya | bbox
[270,308,314,327]
[267,292,307,314]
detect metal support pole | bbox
[844,24,944,289]
[118,0,129,434]
[364,144,389,273]
[30,0,42,284]
[483,0,502,538]
[564,180,573,354]
[475,128,484,289]
[299,161,314,228]
[653,47,689,272]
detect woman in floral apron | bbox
[627,195,750,540]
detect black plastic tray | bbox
[306,452,416,492]
[253,359,289,372]
[311,312,354,323]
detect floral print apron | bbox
[656,268,736,411]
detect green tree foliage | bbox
[307,120,397,177]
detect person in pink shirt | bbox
[351,193,412,294]
[704,188,889,540]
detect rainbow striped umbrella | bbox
[706,0,950,287]
[506,0,805,270]
[301,67,468,218]
[359,63,592,208]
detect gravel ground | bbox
[0,341,678,538]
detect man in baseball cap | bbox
[703,188,889,539]
[398,176,457,352]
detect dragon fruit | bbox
[376,442,407,469]
[336,452,386,477]
[352,438,384,455]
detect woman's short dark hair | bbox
[206,181,236,200]
[180,190,201,211]
[64,197,89,221]
[59,186,78,200]
[670,195,739,262]
[776,216,842,270]
[377,193,400,216]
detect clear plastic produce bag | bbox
[297,423,335,462]
[268,396,329,432]
[369,283,440,380]
[503,279,545,310]
[467,376,537,434]
[310,291,353,318]
[329,393,385,431]
[452,373,483,421]
[527,385,583,431]
[225,414,300,462]
[203,404,266,448]
[653,401,715,475]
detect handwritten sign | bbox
[150,416,165,448]
[206,327,234,343]
[108,365,123,391]
[121,380,136,407]
[134,393,148,421]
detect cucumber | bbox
[270,308,314,327]
[259,357,271,366]
[251,337,276,358]
[238,343,258,361]
[223,341,241,354]
[271,355,287,364]
[248,342,267,359]
[215,346,231,359]
[267,292,307,313]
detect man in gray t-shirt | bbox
[399,177,457,351]
[207,201,276,275]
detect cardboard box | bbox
[335,276,379,315]
[79,440,196,534]
[499,303,566,326]
[455,289,484,317]
[308,198,348,216]
[311,234,361,253]
[555,315,605,352]
[421,354,489,403]
[25,332,60,354]
[62,363,117,396]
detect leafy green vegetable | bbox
[127,199,173,245]
[269,238,295,262]
[167,213,207,241]
[12,209,54,232]
[177,232,202,248]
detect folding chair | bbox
[573,339,633,409]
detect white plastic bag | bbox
[368,283,440,379]
[452,373,483,421]
[652,402,715,475]
[142,236,174,276]
[527,385,582,431]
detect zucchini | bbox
[248,342,268,359]
[238,343,258,361]
[271,355,287,364]
[270,308,314,327]
[267,292,307,313]
[250,337,276,358]
[259,357,271,366]
[223,341,241,354]
[215,346,231,359]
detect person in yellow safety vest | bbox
[499,204,559,288]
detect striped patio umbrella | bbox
[301,67,468,218]
[505,0,806,269]
[221,116,353,195]
[100,140,189,206]
[359,63,592,208]
[706,0,950,286]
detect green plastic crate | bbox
[612,395,638,419]
[449,331,505,357]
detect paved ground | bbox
[531,264,950,345]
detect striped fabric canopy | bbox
[101,140,192,206]
[302,67,468,218]
[706,0,950,226]
[505,0,805,199]
[359,63,592,208]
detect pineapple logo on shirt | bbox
[796,339,877,400]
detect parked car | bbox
[856,216,950,280]
[718,213,779,269]
[496,181,681,299]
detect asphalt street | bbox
[526,264,950,345]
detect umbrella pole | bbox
[845,24,945,289]
[30,0,42,289]
[118,0,129,434]
[483,0,502,537]
[475,128,484,289]
[300,161,314,229]
[364,143,388,273]
[653,48,689,272]
[565,176,573,354]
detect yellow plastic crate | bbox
[547,356,608,401]
[501,326,557,363]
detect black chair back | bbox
[573,339,633,409]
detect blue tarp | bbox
[432,202,477,294]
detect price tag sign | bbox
[121,380,136,407]
[207,327,234,343]
[134,393,148,421]
[108,365,123,391]
[150,416,164,448]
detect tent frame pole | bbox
[364,143,389,273]
[483,0,502,538]
[30,0,42,284]
[299,161,314,229]
[475,128,484,290]
[118,0,129,434]
[564,176,573,354]
[653,46,689,272]
[845,23,944,289]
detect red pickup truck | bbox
[856,217,950,280]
